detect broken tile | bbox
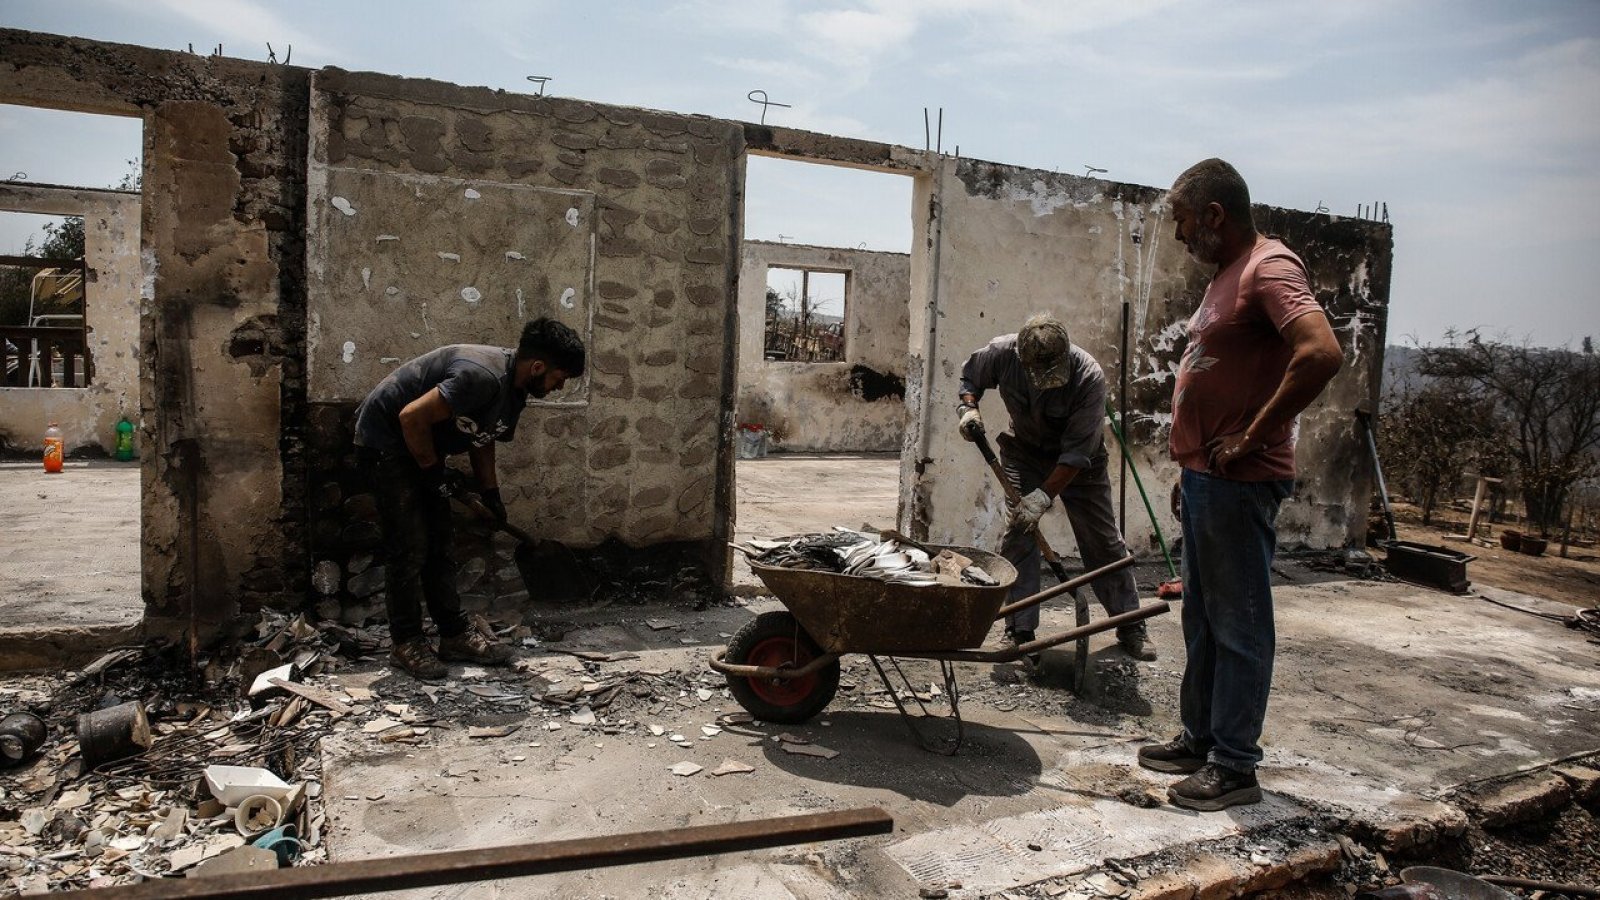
[55,788,92,810]
[711,759,754,776]
[774,732,808,745]
[568,707,597,726]
[188,845,280,878]
[152,807,187,841]
[363,717,402,734]
[700,725,722,737]
[646,618,677,631]
[648,724,665,736]
[696,688,714,702]
[468,725,519,739]
[779,742,839,760]
[669,761,703,777]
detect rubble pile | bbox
[0,612,356,892]
[736,528,1000,587]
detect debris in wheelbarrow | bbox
[732,527,999,587]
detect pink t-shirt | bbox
[1169,237,1325,481]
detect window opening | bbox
[764,267,847,363]
[1,212,90,387]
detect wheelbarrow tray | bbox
[747,544,1017,655]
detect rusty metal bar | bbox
[709,647,842,680]
[932,601,1170,663]
[62,808,894,899]
[996,554,1136,619]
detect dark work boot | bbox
[1002,628,1041,670]
[438,629,513,666]
[1118,623,1157,661]
[1167,762,1262,811]
[1137,734,1207,773]
[391,637,448,681]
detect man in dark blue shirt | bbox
[354,317,586,680]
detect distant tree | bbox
[1418,330,1600,536]
[1586,335,1595,355]
[38,217,84,260]
[1379,380,1498,525]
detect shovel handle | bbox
[457,493,539,546]
[972,433,1069,575]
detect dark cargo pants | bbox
[362,450,469,643]
[997,433,1140,633]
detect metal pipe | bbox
[995,554,1135,619]
[66,809,895,900]
[1479,875,1600,897]
[709,649,842,680]
[1118,300,1129,532]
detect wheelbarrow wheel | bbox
[724,611,839,724]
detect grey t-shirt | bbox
[959,335,1108,469]
[353,345,527,457]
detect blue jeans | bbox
[1178,468,1292,773]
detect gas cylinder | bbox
[114,417,135,461]
[43,423,63,473]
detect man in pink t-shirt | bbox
[1136,159,1343,811]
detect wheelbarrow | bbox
[710,543,1169,753]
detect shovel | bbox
[971,429,1090,686]
[453,490,593,603]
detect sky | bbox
[1,0,1596,348]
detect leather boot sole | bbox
[1136,754,1206,774]
[1167,783,1263,811]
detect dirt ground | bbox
[4,454,1598,897]
[0,459,141,632]
[1388,499,1600,606]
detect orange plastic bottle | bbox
[43,423,63,474]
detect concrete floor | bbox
[0,459,141,634]
[314,453,1600,898]
[5,452,1597,894]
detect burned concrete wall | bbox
[301,69,743,617]
[0,29,312,642]
[901,157,1391,556]
[737,241,909,452]
[0,183,141,453]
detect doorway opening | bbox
[733,153,915,592]
[0,103,145,648]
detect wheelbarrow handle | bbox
[995,554,1136,620]
[930,601,1170,664]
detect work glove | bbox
[479,487,507,523]
[957,406,984,442]
[420,463,469,500]
[1007,488,1052,533]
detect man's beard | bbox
[1185,222,1225,265]
[527,379,550,399]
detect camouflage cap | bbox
[1017,314,1072,389]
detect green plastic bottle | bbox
[114,417,135,461]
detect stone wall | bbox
[900,157,1391,556]
[0,183,141,453]
[301,69,744,618]
[737,241,909,452]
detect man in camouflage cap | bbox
[957,313,1154,662]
